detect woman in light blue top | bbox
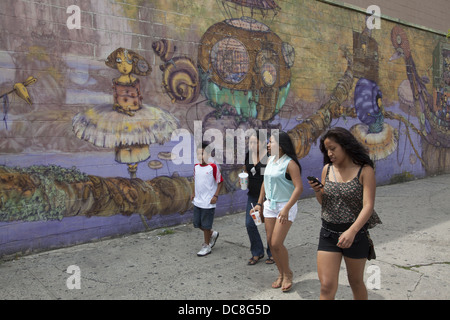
[251,131,303,292]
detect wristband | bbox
[213,195,218,198]
[256,203,262,206]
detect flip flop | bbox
[272,274,283,288]
[281,272,293,292]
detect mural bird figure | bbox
[390,25,448,147]
[0,76,37,129]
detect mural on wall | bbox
[153,39,200,105]
[1,76,37,129]
[72,47,179,179]
[350,20,397,161]
[390,26,450,173]
[0,0,449,255]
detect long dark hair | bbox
[319,127,374,168]
[272,130,302,174]
[246,129,265,165]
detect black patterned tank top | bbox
[321,164,365,224]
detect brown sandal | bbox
[272,274,283,289]
[281,271,293,292]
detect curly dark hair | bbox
[319,127,374,168]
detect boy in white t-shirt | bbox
[191,142,223,256]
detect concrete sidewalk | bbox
[1,174,449,300]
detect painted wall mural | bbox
[0,0,448,256]
[72,47,179,179]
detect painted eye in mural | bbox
[116,58,123,63]
[396,35,402,45]
[261,63,277,86]
[123,49,133,64]
[210,37,249,84]
[282,42,295,68]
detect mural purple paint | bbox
[0,0,448,257]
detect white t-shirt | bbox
[192,163,223,209]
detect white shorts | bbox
[263,200,298,222]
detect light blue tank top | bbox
[264,154,295,209]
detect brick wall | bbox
[340,0,449,34]
[0,0,449,257]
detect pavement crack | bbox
[394,261,450,271]
[25,266,59,300]
[407,273,424,300]
[222,240,248,249]
[83,277,109,284]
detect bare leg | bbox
[344,256,368,300]
[265,218,293,290]
[265,218,282,287]
[200,228,212,245]
[317,251,342,300]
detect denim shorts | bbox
[193,206,215,230]
[317,221,369,259]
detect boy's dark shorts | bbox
[317,221,369,259]
[193,206,215,230]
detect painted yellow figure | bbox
[116,50,135,82]
[105,48,151,116]
[73,48,179,179]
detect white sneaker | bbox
[197,243,211,256]
[209,230,219,248]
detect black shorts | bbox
[317,221,369,259]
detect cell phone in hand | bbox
[307,176,323,188]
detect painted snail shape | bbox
[152,39,200,104]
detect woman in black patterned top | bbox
[244,130,272,265]
[309,127,381,300]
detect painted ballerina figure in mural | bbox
[73,48,179,179]
[106,48,146,116]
